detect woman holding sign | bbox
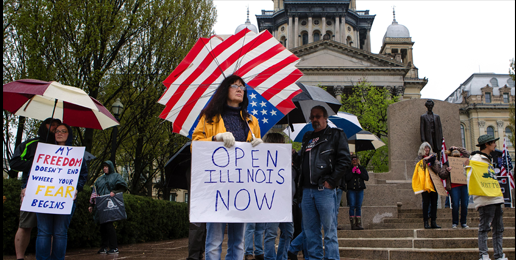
[445,146,470,229]
[35,123,88,260]
[192,74,262,260]
[412,142,451,229]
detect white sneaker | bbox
[452,224,458,229]
[480,254,491,260]
[495,253,508,260]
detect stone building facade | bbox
[445,73,515,164]
[255,0,427,100]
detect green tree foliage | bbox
[340,79,399,171]
[3,0,216,195]
[509,59,515,146]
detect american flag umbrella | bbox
[158,28,303,138]
[3,79,119,130]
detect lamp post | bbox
[111,98,123,168]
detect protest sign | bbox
[190,141,292,223]
[428,167,447,196]
[21,143,85,215]
[449,157,468,184]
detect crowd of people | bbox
[8,76,510,260]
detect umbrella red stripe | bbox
[247,54,301,89]
[260,70,303,102]
[2,93,33,113]
[160,29,255,114]
[162,35,224,90]
[171,32,275,133]
[233,43,286,78]
[62,102,103,130]
[3,79,50,95]
[275,88,303,114]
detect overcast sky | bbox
[212,0,515,100]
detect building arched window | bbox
[506,126,513,147]
[461,124,466,148]
[346,36,352,46]
[302,32,308,45]
[487,126,495,137]
[313,31,320,41]
[490,77,499,88]
[280,36,287,47]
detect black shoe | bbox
[97,248,108,254]
[431,220,441,229]
[424,220,430,229]
[288,251,298,260]
[107,248,119,254]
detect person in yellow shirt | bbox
[192,74,262,260]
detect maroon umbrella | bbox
[3,79,119,130]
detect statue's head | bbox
[425,99,434,111]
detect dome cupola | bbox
[235,7,258,34]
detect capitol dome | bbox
[235,8,258,34]
[384,20,410,38]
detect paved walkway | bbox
[3,237,366,260]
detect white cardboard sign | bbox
[190,141,292,223]
[21,143,85,215]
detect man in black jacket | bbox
[295,106,351,260]
[10,117,61,260]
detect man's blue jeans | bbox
[244,223,265,255]
[450,185,469,225]
[301,187,339,260]
[335,188,343,226]
[264,222,294,260]
[36,202,76,260]
[206,223,245,260]
[347,190,364,217]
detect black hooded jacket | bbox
[10,118,60,189]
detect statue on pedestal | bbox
[420,99,443,157]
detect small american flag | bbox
[440,137,449,194]
[89,186,98,204]
[500,137,514,189]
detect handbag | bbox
[95,192,127,224]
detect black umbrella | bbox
[277,82,342,125]
[84,151,96,162]
[349,130,386,152]
[165,142,191,190]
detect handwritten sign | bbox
[428,167,447,196]
[190,141,292,223]
[21,143,85,215]
[449,157,468,184]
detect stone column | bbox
[322,17,326,38]
[408,47,414,65]
[308,16,313,43]
[334,85,344,102]
[294,16,299,47]
[497,121,504,145]
[478,121,486,136]
[288,16,293,49]
[355,30,359,48]
[341,16,346,43]
[335,16,340,43]
[365,29,371,52]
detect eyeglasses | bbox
[309,115,323,120]
[230,84,246,91]
[55,130,68,134]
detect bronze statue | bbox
[420,100,443,156]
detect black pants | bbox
[100,221,118,249]
[422,191,438,221]
[187,223,206,260]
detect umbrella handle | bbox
[45,99,58,143]
[23,97,35,112]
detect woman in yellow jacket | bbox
[192,74,262,260]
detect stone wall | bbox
[386,99,461,181]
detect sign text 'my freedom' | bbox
[190,141,292,223]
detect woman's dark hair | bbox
[264,133,285,144]
[200,75,249,123]
[55,123,74,146]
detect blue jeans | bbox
[244,223,265,255]
[347,190,364,217]
[206,223,245,260]
[36,202,76,260]
[335,188,343,221]
[450,185,469,225]
[301,187,339,260]
[264,222,294,260]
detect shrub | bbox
[2,179,188,255]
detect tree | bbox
[3,0,216,196]
[340,79,399,171]
[509,59,515,146]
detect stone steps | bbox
[383,217,515,224]
[338,227,515,238]
[370,221,515,229]
[339,247,515,260]
[339,237,515,249]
